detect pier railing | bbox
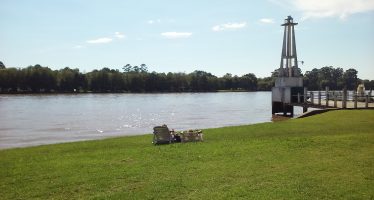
[293,88,373,109]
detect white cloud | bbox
[84,32,125,45]
[86,37,113,44]
[161,32,192,39]
[212,22,247,32]
[259,18,275,24]
[282,0,374,20]
[114,32,125,39]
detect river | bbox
[0,92,303,149]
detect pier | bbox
[291,88,374,110]
[271,16,373,116]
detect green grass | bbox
[1,110,373,199]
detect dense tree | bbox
[189,70,217,91]
[122,64,132,72]
[318,66,334,89]
[313,66,343,90]
[111,70,126,92]
[302,67,359,91]
[0,61,5,69]
[304,68,319,90]
[140,64,148,73]
[343,68,358,90]
[362,80,374,91]
[271,69,279,78]
[331,67,344,90]
[22,65,57,92]
[222,73,234,89]
[0,67,19,92]
[174,72,189,92]
[257,77,274,91]
[239,73,257,91]
[0,64,370,93]
[57,67,86,92]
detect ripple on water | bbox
[0,92,299,149]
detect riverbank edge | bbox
[0,108,370,151]
[1,110,373,199]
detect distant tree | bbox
[257,77,274,91]
[231,75,240,89]
[0,63,370,94]
[57,67,86,92]
[111,70,126,92]
[140,64,148,73]
[133,65,140,73]
[88,68,112,92]
[0,61,5,69]
[144,72,159,91]
[222,73,233,89]
[271,69,279,78]
[0,68,19,92]
[318,66,334,89]
[239,73,257,91]
[189,70,217,91]
[332,67,344,90]
[157,72,168,91]
[23,65,57,92]
[365,80,374,90]
[130,73,145,92]
[303,68,319,90]
[343,68,358,90]
[123,64,132,72]
[174,72,189,92]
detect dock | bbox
[291,89,374,110]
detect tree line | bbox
[0,64,257,93]
[258,66,373,91]
[0,63,372,93]
[303,66,372,91]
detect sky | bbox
[0,0,373,79]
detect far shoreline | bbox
[0,90,270,95]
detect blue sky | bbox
[0,0,373,79]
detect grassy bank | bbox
[1,110,373,199]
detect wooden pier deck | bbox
[273,89,373,117]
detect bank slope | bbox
[0,110,373,199]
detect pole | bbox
[318,91,321,106]
[342,88,347,108]
[325,86,329,107]
[334,95,337,108]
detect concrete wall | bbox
[275,77,303,87]
[272,87,291,103]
